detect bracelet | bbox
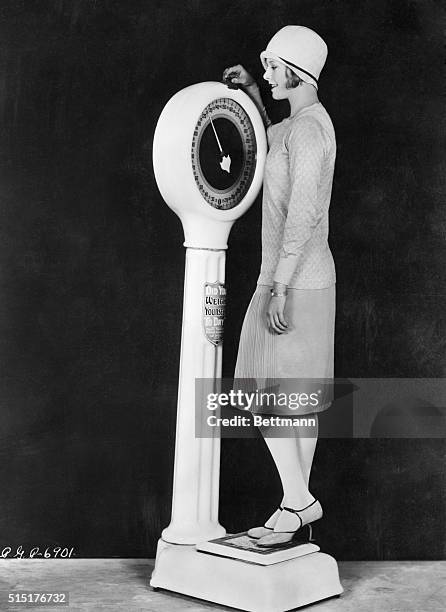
[270,290,287,298]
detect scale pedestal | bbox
[150,539,343,612]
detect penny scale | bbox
[150,81,342,611]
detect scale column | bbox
[161,247,227,545]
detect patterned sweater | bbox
[257,102,336,289]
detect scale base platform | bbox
[150,538,343,612]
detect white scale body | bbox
[150,81,342,611]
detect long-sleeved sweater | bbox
[257,101,336,289]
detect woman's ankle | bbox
[282,493,316,510]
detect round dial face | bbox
[191,98,257,210]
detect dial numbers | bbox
[191,98,257,210]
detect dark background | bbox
[0,0,444,559]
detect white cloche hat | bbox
[260,25,328,90]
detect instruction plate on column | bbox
[203,282,226,346]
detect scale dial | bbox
[191,98,256,210]
[153,82,267,248]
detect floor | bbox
[1,559,445,611]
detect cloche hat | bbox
[260,26,328,90]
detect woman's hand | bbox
[222,65,271,128]
[222,65,257,90]
[266,296,288,334]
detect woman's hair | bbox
[285,66,303,89]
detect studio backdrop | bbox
[0,0,444,558]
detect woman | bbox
[223,25,336,548]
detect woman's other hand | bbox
[222,65,256,90]
[267,296,288,334]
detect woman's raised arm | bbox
[222,64,272,128]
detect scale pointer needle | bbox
[210,117,223,153]
[210,117,231,174]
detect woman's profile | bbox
[224,25,336,548]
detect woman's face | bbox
[263,59,289,99]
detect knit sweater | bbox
[257,102,336,289]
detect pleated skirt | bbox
[234,284,335,415]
